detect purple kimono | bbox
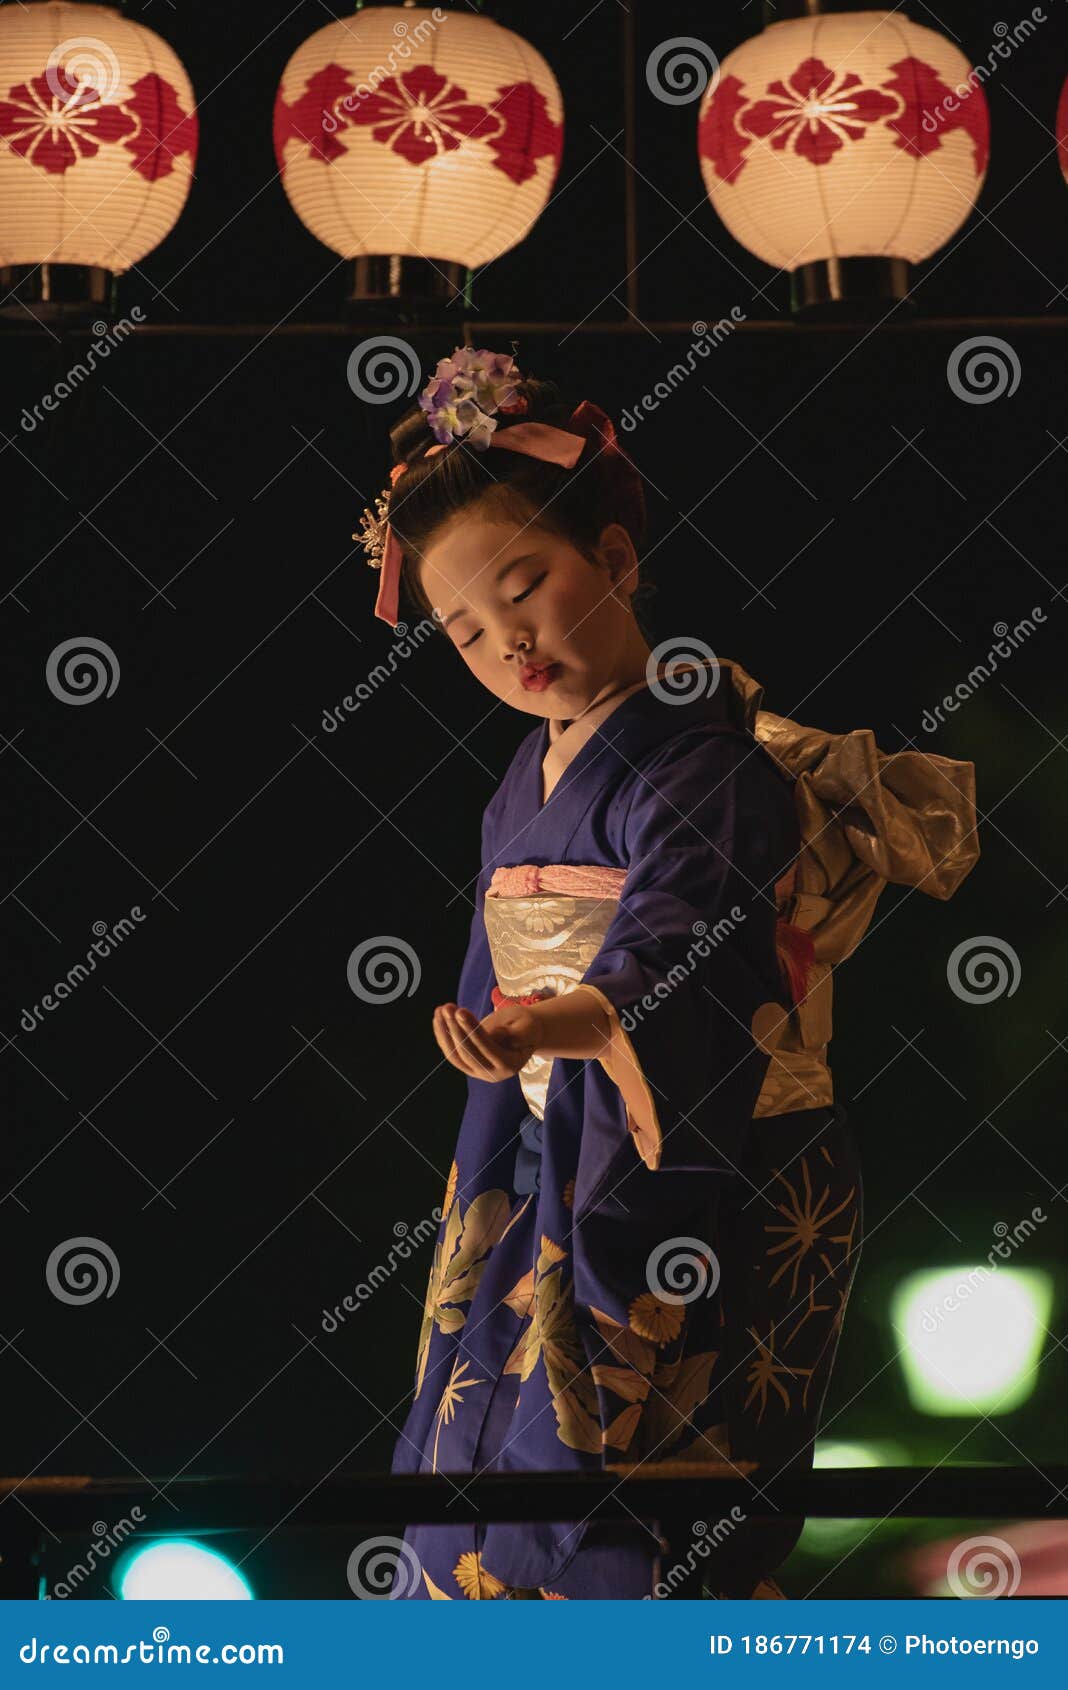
[387,661,852,1600]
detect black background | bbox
[3,0,1066,1598]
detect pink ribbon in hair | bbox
[373,402,644,626]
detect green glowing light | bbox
[892,1266,1052,1415]
[116,1541,254,1600]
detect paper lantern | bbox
[0,0,197,305]
[274,4,563,299]
[698,5,989,308]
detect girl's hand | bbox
[433,1001,540,1081]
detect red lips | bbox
[519,661,560,692]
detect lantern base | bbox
[0,263,117,326]
[789,257,915,322]
[347,256,471,322]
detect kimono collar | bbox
[543,674,652,803]
[541,657,760,803]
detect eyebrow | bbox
[441,553,542,631]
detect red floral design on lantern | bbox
[739,56,900,165]
[348,64,496,164]
[123,72,199,181]
[0,64,197,178]
[698,73,752,185]
[0,67,136,173]
[486,80,563,185]
[274,62,562,187]
[272,63,356,165]
[700,52,987,185]
[882,56,989,176]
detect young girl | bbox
[359,346,979,1601]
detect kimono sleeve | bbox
[454,857,494,1020]
[453,779,507,1019]
[578,729,797,1174]
[447,801,531,1187]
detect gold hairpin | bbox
[354,486,391,570]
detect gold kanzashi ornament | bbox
[354,488,391,570]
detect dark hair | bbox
[384,375,655,635]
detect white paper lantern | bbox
[274,5,564,267]
[0,0,197,273]
[698,9,989,271]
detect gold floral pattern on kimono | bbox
[421,1550,507,1600]
[765,1148,858,1300]
[501,1236,730,1463]
[414,1161,516,1399]
[743,1144,859,1423]
[587,1294,726,1467]
[430,1355,486,1473]
[502,1235,603,1454]
[421,1550,570,1601]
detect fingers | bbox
[453,1008,506,1075]
[433,1004,472,1074]
[434,1004,498,1077]
[447,1006,492,1074]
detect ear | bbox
[595,522,640,602]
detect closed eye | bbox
[459,573,547,650]
[512,571,546,603]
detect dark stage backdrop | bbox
[3,0,1066,1597]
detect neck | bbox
[575,624,653,719]
[549,637,654,742]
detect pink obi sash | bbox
[487,863,628,901]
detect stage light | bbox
[0,0,198,321]
[115,1541,254,1600]
[814,1439,884,1469]
[892,1267,1052,1415]
[273,3,564,309]
[697,2,989,316]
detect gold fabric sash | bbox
[483,881,622,1121]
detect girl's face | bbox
[417,503,649,718]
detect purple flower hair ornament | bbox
[418,346,525,448]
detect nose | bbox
[503,628,532,663]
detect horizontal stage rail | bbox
[4,317,1068,338]
[3,1465,1067,1535]
[2,1468,1063,1596]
